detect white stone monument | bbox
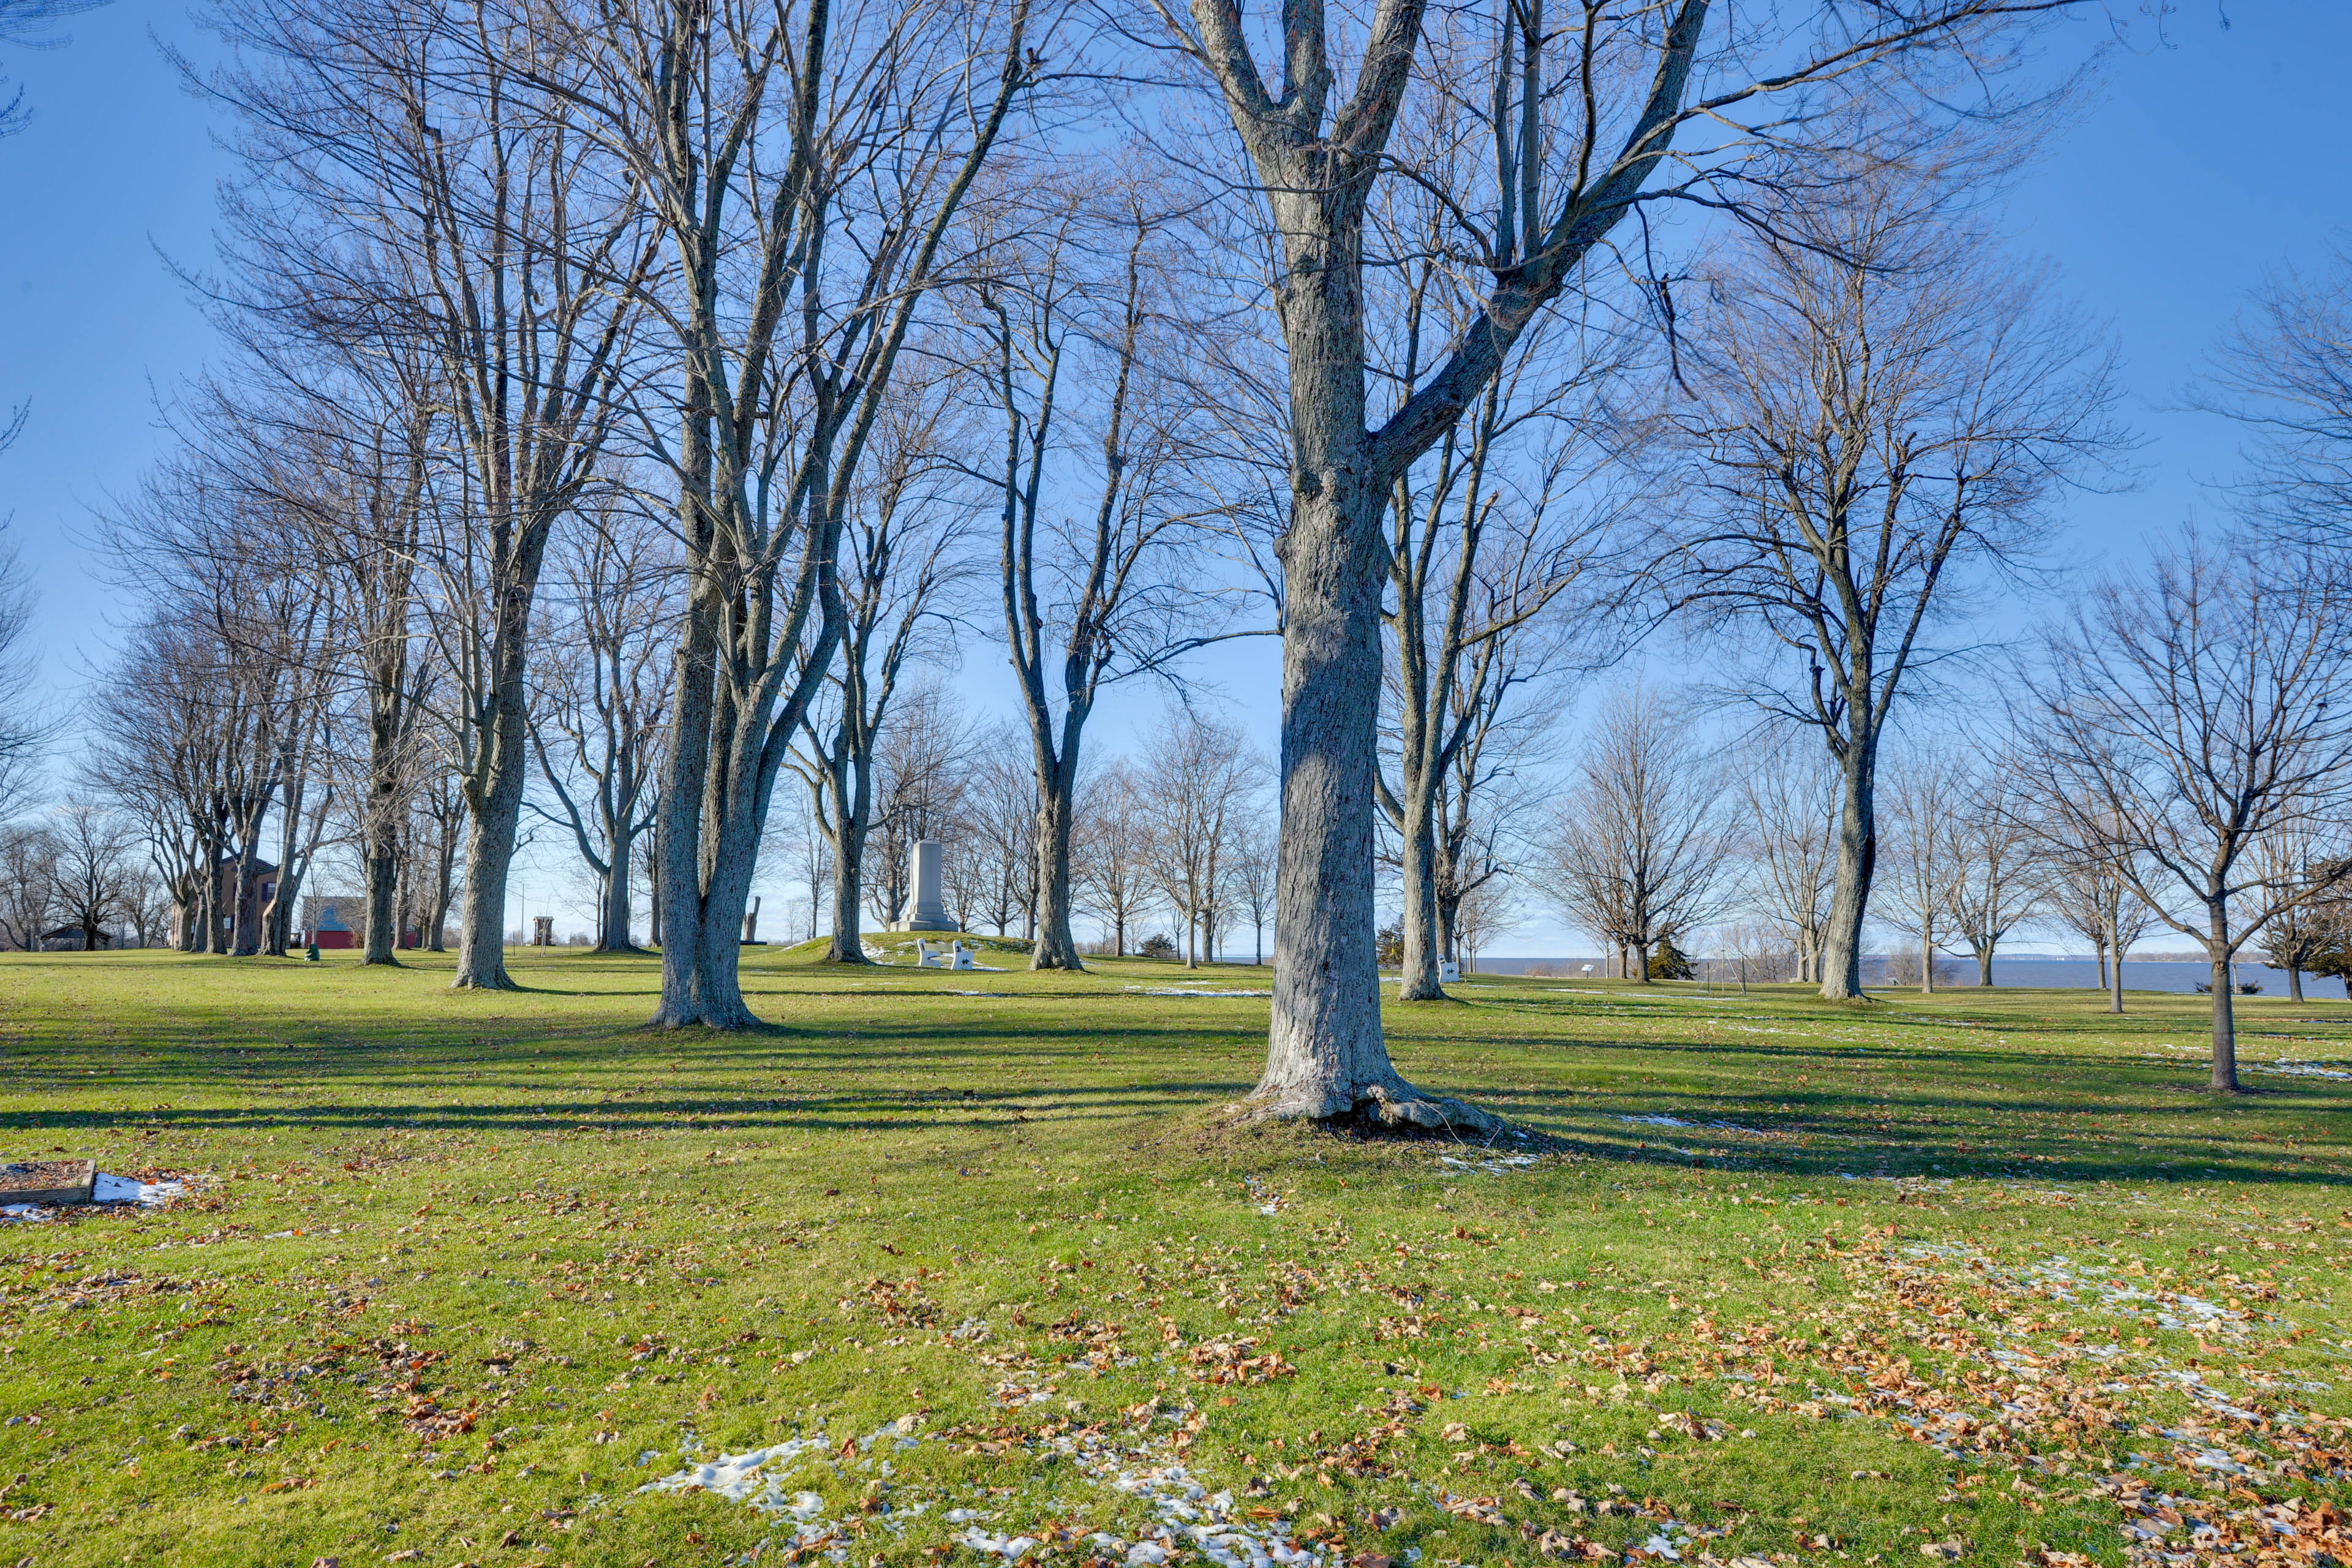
[890,839,956,932]
[1438,959,1461,984]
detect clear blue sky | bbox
[0,1,2344,948]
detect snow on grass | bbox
[2,1172,186,1223]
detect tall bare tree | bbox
[1150,0,2104,1123]
[535,0,1036,1026]
[48,799,134,952]
[207,0,657,987]
[2021,536,2352,1090]
[970,185,1239,973]
[1667,173,2120,1001]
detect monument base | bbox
[891,916,957,932]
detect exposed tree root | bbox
[1244,1079,1505,1138]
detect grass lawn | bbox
[2,944,2350,1568]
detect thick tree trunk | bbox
[1030,786,1084,971]
[1253,402,1400,1119]
[230,848,262,956]
[2288,965,2305,1003]
[1818,744,1879,1000]
[653,575,722,1025]
[2208,942,2240,1091]
[364,848,399,966]
[823,811,870,963]
[1977,944,1994,988]
[597,838,636,952]
[454,709,529,989]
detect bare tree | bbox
[1149,0,2108,1123]
[48,799,133,951]
[961,727,1041,939]
[533,0,1036,1026]
[2028,811,2156,1014]
[2021,535,2352,1090]
[1532,685,1735,982]
[1942,761,2041,987]
[1666,173,2121,1000]
[0,823,56,951]
[970,184,1238,973]
[1873,748,1965,993]
[1230,811,1275,966]
[2248,826,2346,1005]
[529,507,675,952]
[1076,758,1153,956]
[1140,710,1261,968]
[206,0,657,988]
[1735,734,1838,983]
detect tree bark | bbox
[454,669,532,989]
[2288,965,2305,1003]
[364,846,399,966]
[1977,945,1994,988]
[598,845,636,953]
[1031,783,1083,970]
[2208,941,2241,1092]
[1395,777,1445,1000]
[1819,743,1879,999]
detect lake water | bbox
[1469,956,2346,997]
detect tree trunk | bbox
[1920,935,1934,995]
[1977,944,1994,989]
[598,834,636,952]
[1030,785,1083,970]
[453,716,529,989]
[652,569,722,1024]
[429,823,457,953]
[1633,939,1653,983]
[1395,780,1446,1000]
[2288,965,2305,1003]
[364,846,399,966]
[1252,392,1414,1120]
[230,848,262,956]
[2095,937,2108,993]
[2107,912,2124,1013]
[823,806,871,964]
[1818,743,1879,1000]
[2208,941,2240,1092]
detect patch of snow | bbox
[2,1171,186,1223]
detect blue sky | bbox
[0,1,2344,949]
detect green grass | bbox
[2,947,2350,1568]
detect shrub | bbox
[1139,932,1177,960]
